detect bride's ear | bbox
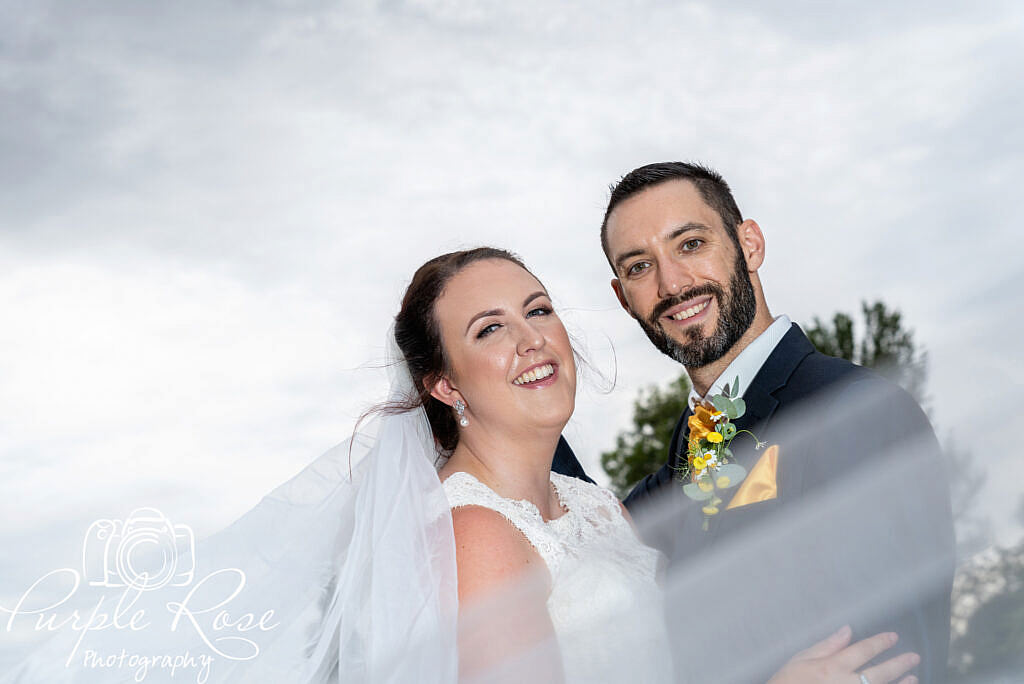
[428,375,458,407]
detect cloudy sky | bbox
[2,0,1022,620]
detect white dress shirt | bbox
[687,315,792,410]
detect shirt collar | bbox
[688,315,792,410]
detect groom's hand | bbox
[767,626,920,684]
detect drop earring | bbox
[454,399,468,427]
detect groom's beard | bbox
[636,252,757,369]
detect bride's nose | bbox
[515,321,546,356]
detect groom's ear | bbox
[610,278,636,319]
[428,375,457,406]
[736,219,766,271]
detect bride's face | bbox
[432,258,576,436]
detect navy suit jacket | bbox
[553,323,954,683]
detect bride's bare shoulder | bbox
[450,505,545,601]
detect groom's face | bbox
[605,179,758,369]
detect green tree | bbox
[944,494,1024,681]
[600,374,691,497]
[948,541,1024,680]
[805,300,927,404]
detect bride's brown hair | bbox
[393,247,540,452]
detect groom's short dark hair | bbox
[600,162,744,268]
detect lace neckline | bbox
[443,471,571,524]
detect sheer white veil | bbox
[1,333,459,683]
[1,332,960,684]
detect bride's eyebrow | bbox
[463,291,549,334]
[465,308,503,334]
[523,291,548,308]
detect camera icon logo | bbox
[82,507,196,591]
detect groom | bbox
[553,162,954,683]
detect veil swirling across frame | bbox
[2,333,459,683]
[2,332,951,683]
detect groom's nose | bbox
[656,259,693,299]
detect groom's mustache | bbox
[648,283,724,327]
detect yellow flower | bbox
[702,505,720,516]
[693,456,707,470]
[688,404,724,446]
[688,416,710,444]
[706,432,723,444]
[716,476,731,488]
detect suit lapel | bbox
[703,324,816,538]
[668,405,693,471]
[736,323,815,435]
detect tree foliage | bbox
[805,300,927,404]
[949,542,1024,680]
[600,374,690,498]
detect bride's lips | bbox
[511,361,559,389]
[662,295,714,327]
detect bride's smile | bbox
[512,361,559,387]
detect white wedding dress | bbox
[443,471,674,683]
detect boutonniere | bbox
[674,377,765,531]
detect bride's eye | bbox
[527,306,552,318]
[476,322,501,339]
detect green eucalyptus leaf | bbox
[732,397,746,418]
[723,423,737,439]
[683,482,714,501]
[715,463,747,489]
[731,376,740,397]
[712,395,732,414]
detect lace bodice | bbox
[443,471,673,682]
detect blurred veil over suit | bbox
[555,323,955,683]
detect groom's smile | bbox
[660,295,714,327]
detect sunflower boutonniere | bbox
[674,377,765,530]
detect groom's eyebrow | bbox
[613,223,710,273]
[667,222,712,240]
[614,248,646,273]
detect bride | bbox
[2,247,921,684]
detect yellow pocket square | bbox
[726,444,779,510]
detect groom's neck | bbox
[687,309,774,396]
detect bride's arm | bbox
[451,506,565,683]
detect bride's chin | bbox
[535,407,574,432]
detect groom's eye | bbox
[626,262,650,276]
[681,238,703,252]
